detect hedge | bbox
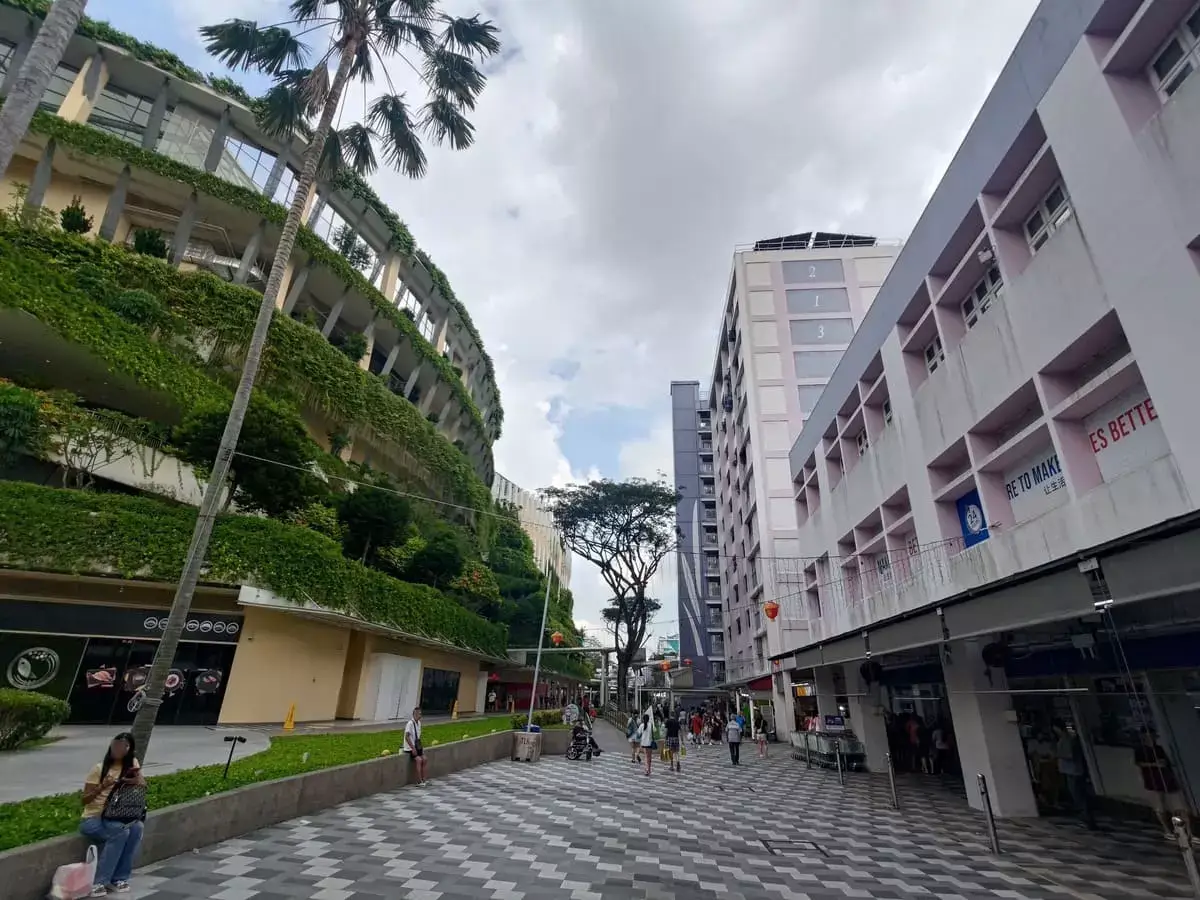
[0,226,493,515]
[2,0,501,435]
[0,688,70,751]
[0,481,508,657]
[23,111,495,443]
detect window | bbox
[924,335,945,374]
[789,318,855,345]
[855,430,869,457]
[1024,183,1073,252]
[0,40,15,81]
[882,398,893,425]
[962,264,1003,329]
[89,84,156,144]
[797,384,825,419]
[782,259,844,284]
[786,287,851,314]
[1149,5,1200,100]
[39,63,79,113]
[793,349,843,378]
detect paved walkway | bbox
[127,721,1193,899]
[0,726,270,804]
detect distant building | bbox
[491,474,572,587]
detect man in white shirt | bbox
[726,717,743,767]
[404,708,428,786]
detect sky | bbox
[92,0,1038,646]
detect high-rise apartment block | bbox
[491,474,572,588]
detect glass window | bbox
[882,397,893,425]
[781,259,844,284]
[785,287,851,314]
[1024,182,1073,254]
[962,265,1003,329]
[156,104,217,169]
[418,667,461,715]
[0,40,16,81]
[1149,6,1200,100]
[39,63,79,112]
[924,336,945,374]
[88,84,154,144]
[222,132,279,193]
[793,350,843,379]
[856,430,869,456]
[797,384,825,416]
[789,317,854,345]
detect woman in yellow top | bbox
[80,732,146,896]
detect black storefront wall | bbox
[0,599,243,726]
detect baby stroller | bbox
[566,722,602,760]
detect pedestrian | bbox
[726,715,743,766]
[487,688,497,711]
[665,711,683,773]
[1053,721,1095,829]
[755,712,768,758]
[690,710,704,746]
[638,714,655,776]
[930,720,951,775]
[79,731,146,897]
[404,708,428,786]
[627,713,641,764]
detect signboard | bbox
[956,489,989,548]
[823,715,846,733]
[0,599,243,644]
[1003,446,1068,524]
[1085,385,1168,483]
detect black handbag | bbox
[101,780,147,824]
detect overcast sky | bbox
[98,0,1037,644]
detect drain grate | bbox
[762,840,828,858]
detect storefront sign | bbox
[1003,446,1068,524]
[0,599,243,644]
[1085,385,1169,482]
[0,634,87,700]
[956,489,989,548]
[823,715,846,733]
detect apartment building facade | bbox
[704,234,900,702]
[491,474,572,588]
[776,0,1200,822]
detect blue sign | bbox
[823,715,846,733]
[956,489,989,548]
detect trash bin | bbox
[512,729,543,762]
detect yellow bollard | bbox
[451,701,458,721]
[283,703,296,732]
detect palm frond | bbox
[423,46,486,112]
[349,38,374,81]
[200,20,271,72]
[369,94,428,178]
[374,7,434,55]
[338,123,379,176]
[393,0,438,23]
[318,127,347,182]
[438,14,501,58]
[420,95,475,151]
[255,26,310,74]
[256,79,312,139]
[288,0,325,23]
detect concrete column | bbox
[320,292,348,338]
[381,251,403,300]
[169,193,199,268]
[280,263,310,314]
[942,639,1038,818]
[25,139,56,208]
[306,191,327,227]
[843,663,889,773]
[359,318,377,370]
[379,342,402,379]
[142,81,170,151]
[235,220,266,284]
[403,363,424,400]
[98,165,131,241]
[368,255,384,286]
[420,381,446,417]
[1,24,33,97]
[263,152,288,200]
[432,316,449,354]
[770,672,797,742]
[57,49,108,122]
[813,665,840,721]
[203,106,231,174]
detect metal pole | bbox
[805,732,812,769]
[835,739,845,786]
[977,773,1001,855]
[1173,817,1200,899]
[525,561,554,732]
[886,751,899,810]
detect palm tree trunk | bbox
[0,0,89,179]
[130,39,359,759]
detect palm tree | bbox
[0,0,90,179]
[129,0,500,757]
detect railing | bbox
[734,236,905,252]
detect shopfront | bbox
[0,598,241,726]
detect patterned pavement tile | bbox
[126,722,1195,899]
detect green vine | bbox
[0,481,508,657]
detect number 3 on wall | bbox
[817,325,825,339]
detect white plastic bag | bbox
[48,844,97,899]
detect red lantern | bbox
[550,631,563,646]
[660,660,671,672]
[764,600,780,621]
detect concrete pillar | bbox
[368,255,384,286]
[379,342,402,379]
[306,191,327,227]
[770,671,797,742]
[320,292,348,338]
[403,362,424,400]
[98,165,131,241]
[1,24,33,97]
[203,106,231,174]
[169,193,199,268]
[263,152,288,200]
[381,251,403,300]
[843,663,889,773]
[433,316,450,354]
[359,318,377,370]
[813,665,840,722]
[235,220,266,284]
[280,263,310,314]
[419,381,445,417]
[57,49,108,122]
[143,81,170,151]
[942,639,1038,818]
[25,139,56,208]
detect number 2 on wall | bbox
[808,265,817,278]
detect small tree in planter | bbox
[333,331,369,362]
[332,224,374,271]
[59,195,93,234]
[132,227,168,259]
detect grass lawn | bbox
[0,714,562,852]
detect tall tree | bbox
[131,0,500,757]
[0,0,90,179]
[543,479,679,711]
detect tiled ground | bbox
[128,723,1195,900]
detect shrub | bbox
[59,195,93,234]
[333,331,369,362]
[289,502,345,542]
[132,227,168,258]
[337,481,411,564]
[0,382,44,468]
[510,710,563,730]
[0,689,70,751]
[103,288,167,330]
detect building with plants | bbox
[0,2,595,730]
[491,473,572,589]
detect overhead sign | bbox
[1004,447,1068,524]
[0,599,243,644]
[1085,385,1168,482]
[956,489,989,548]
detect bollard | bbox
[977,773,1000,855]
[886,751,899,810]
[835,740,845,786]
[1172,816,1200,899]
[805,734,812,769]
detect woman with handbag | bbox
[79,732,146,896]
[638,713,655,776]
